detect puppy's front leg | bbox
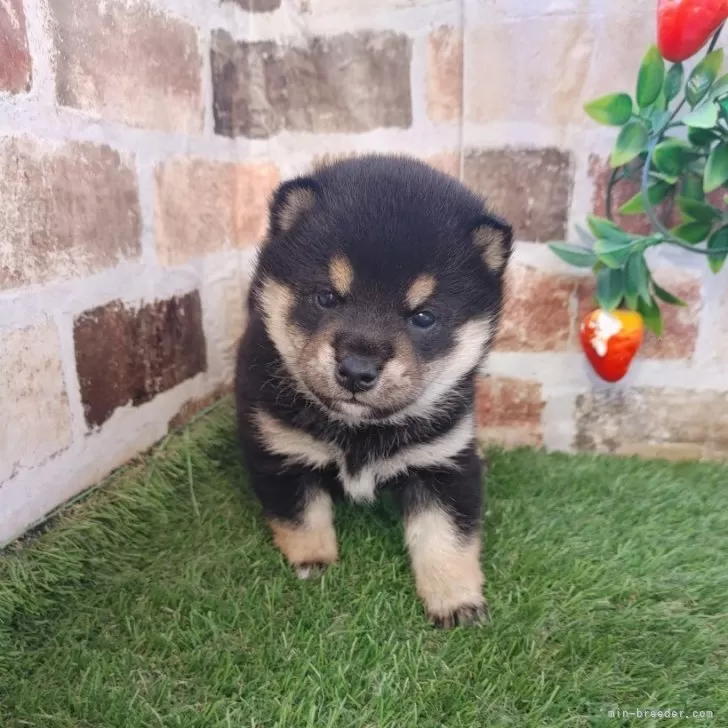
[251,467,339,579]
[402,458,488,628]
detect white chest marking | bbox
[254,410,475,504]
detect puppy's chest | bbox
[260,412,474,503]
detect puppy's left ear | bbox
[470,214,514,276]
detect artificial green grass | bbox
[1,399,727,728]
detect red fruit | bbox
[580,309,645,383]
[657,0,728,62]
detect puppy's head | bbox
[252,154,513,424]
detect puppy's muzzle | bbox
[335,355,381,393]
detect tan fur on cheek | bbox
[329,256,354,297]
[406,274,436,310]
[258,279,306,370]
[269,490,338,568]
[405,506,484,619]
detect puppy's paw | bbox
[428,601,490,629]
[295,561,333,580]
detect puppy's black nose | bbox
[336,355,380,393]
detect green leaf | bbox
[707,226,728,273]
[574,224,594,247]
[618,180,672,215]
[664,62,684,103]
[670,220,713,243]
[594,239,634,269]
[611,121,649,167]
[595,267,625,311]
[636,46,665,109]
[676,196,721,223]
[586,215,630,243]
[652,139,696,177]
[625,253,651,309]
[687,127,717,147]
[712,72,728,99]
[719,95,728,119]
[682,102,719,128]
[704,142,728,192]
[652,280,688,307]
[584,93,633,126]
[686,49,724,107]
[682,173,706,201]
[637,295,664,336]
[548,243,597,268]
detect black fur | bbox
[235,154,513,626]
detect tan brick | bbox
[589,155,679,237]
[225,0,281,10]
[426,26,462,123]
[0,0,32,93]
[465,8,654,128]
[0,323,73,483]
[74,292,207,428]
[423,151,460,178]
[717,280,728,366]
[211,29,412,138]
[49,0,203,133]
[155,159,279,266]
[574,387,728,461]
[465,15,595,127]
[295,0,445,11]
[495,264,575,352]
[0,138,141,291]
[475,376,544,448]
[574,270,702,361]
[203,265,252,379]
[583,8,657,104]
[463,148,573,242]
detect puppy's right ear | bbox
[268,177,320,236]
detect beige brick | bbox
[295,0,446,11]
[475,376,545,448]
[0,323,73,483]
[0,138,141,291]
[211,29,412,138]
[0,0,32,93]
[203,265,252,380]
[574,388,728,461]
[465,8,654,128]
[463,148,573,242]
[583,8,657,103]
[717,280,728,367]
[465,15,595,127]
[423,151,460,178]
[74,292,207,428]
[49,0,203,133]
[226,0,281,10]
[427,27,462,123]
[495,264,575,352]
[574,270,702,361]
[155,159,279,266]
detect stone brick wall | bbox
[2,0,727,544]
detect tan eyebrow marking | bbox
[329,256,354,296]
[406,274,437,310]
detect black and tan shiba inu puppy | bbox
[235,154,513,628]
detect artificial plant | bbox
[550,0,728,381]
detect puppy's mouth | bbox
[312,390,394,421]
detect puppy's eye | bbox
[316,290,339,309]
[409,310,436,329]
